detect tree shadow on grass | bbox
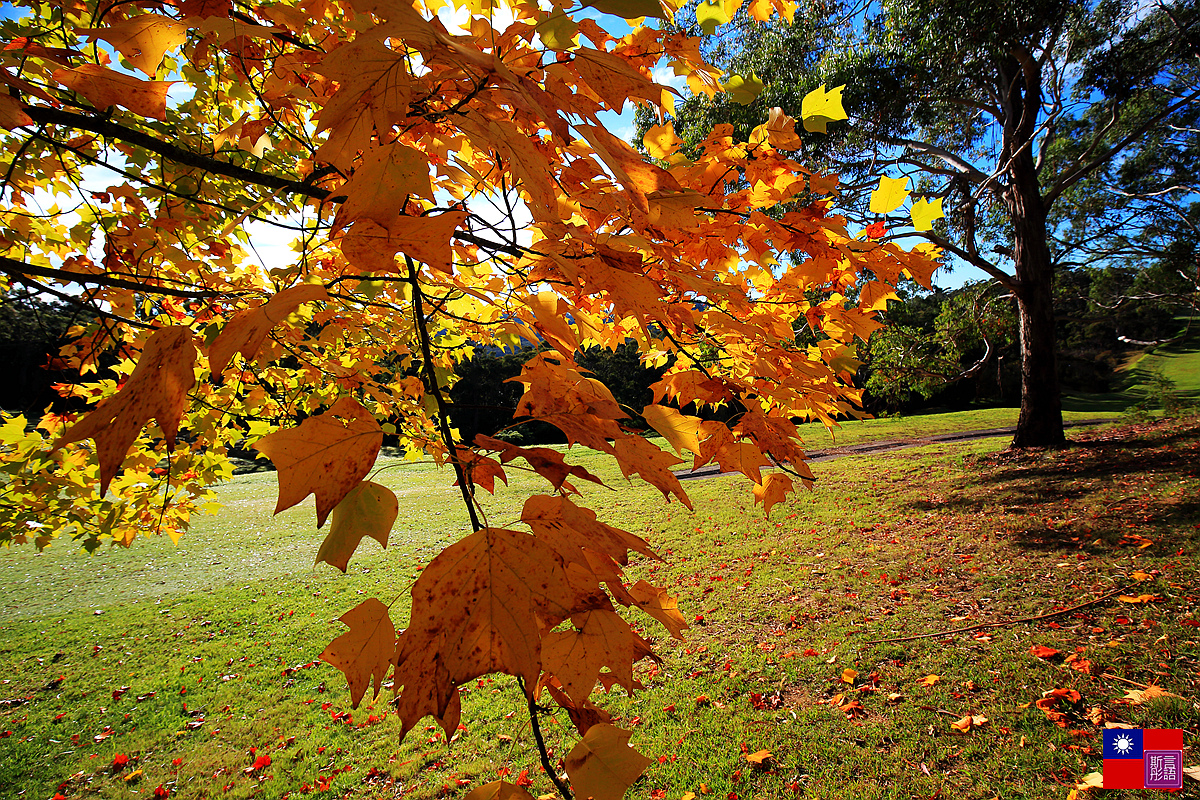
[905,417,1200,555]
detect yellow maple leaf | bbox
[643,123,682,160]
[869,175,911,214]
[800,83,847,132]
[721,72,764,105]
[911,196,944,231]
[316,480,397,573]
[535,11,578,50]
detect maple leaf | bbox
[463,781,536,800]
[475,435,604,492]
[334,142,432,230]
[564,724,653,800]
[722,73,764,106]
[869,176,911,214]
[341,213,468,275]
[753,473,794,515]
[696,0,734,35]
[53,326,197,494]
[911,197,944,231]
[0,95,32,129]
[643,123,682,160]
[542,609,655,704]
[801,84,847,133]
[614,435,692,509]
[1122,685,1180,705]
[316,480,397,572]
[745,749,772,765]
[320,597,395,708]
[641,405,703,456]
[763,107,802,150]
[1030,645,1060,659]
[52,65,173,120]
[77,15,188,76]
[628,580,688,639]
[392,527,601,734]
[252,398,384,527]
[209,284,329,375]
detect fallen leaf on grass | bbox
[1117,594,1158,604]
[1074,771,1103,791]
[840,668,858,684]
[123,770,142,783]
[682,794,696,800]
[1122,685,1181,705]
[745,750,772,765]
[1087,706,1107,726]
[1184,765,1199,783]
[694,695,710,707]
[1030,645,1060,659]
[949,714,989,733]
[840,699,866,719]
[1035,688,1082,728]
[918,675,940,687]
[1131,571,1152,582]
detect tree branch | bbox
[0,256,225,299]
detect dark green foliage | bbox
[0,295,78,414]
[447,343,667,445]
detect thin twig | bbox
[864,586,1130,644]
[518,677,572,800]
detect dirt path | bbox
[675,418,1113,480]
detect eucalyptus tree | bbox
[662,0,1200,446]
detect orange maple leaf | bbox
[252,398,383,526]
[392,527,597,734]
[563,724,653,800]
[541,609,654,705]
[52,65,173,120]
[319,597,395,707]
[53,326,196,494]
[209,284,328,375]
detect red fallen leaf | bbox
[514,769,533,788]
[112,753,130,770]
[172,758,183,766]
[153,785,169,799]
[662,703,676,713]
[803,648,818,657]
[250,754,271,771]
[1031,645,1060,659]
[113,686,129,701]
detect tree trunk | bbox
[1009,153,1066,448]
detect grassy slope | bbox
[1064,330,1200,413]
[2,416,1198,800]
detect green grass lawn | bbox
[2,416,1198,800]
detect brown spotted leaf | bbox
[391,527,602,734]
